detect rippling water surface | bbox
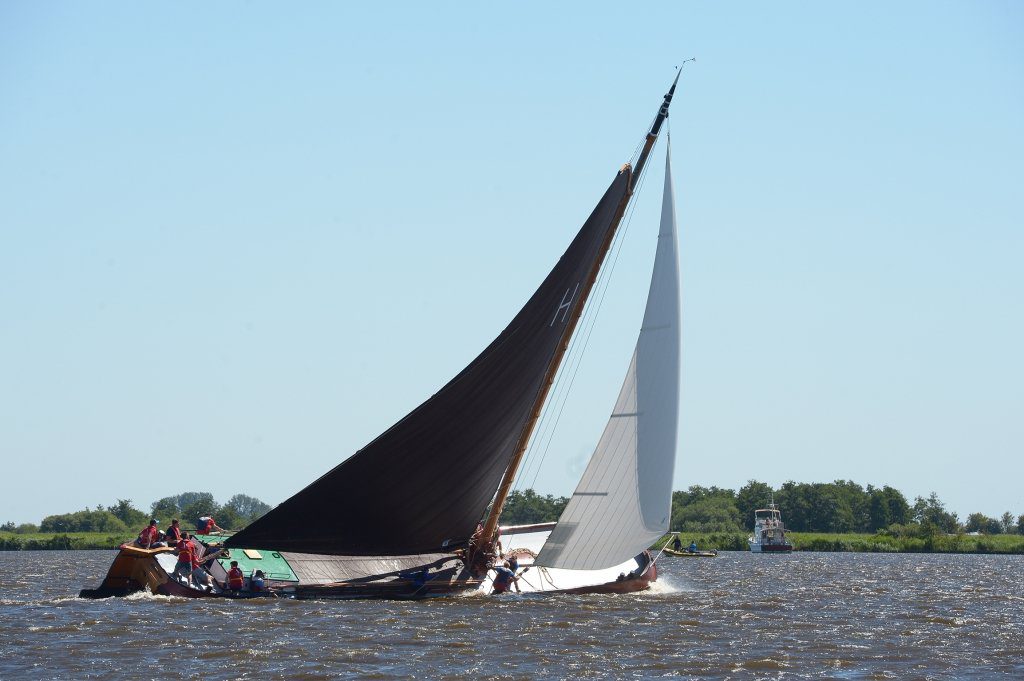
[1,551,1021,679]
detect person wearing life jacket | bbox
[134,519,162,549]
[171,533,197,587]
[165,519,183,544]
[250,570,266,593]
[491,557,520,595]
[196,516,224,535]
[226,561,245,591]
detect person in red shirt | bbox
[197,516,225,535]
[226,561,245,592]
[172,533,196,587]
[135,519,162,549]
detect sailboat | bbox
[79,71,684,600]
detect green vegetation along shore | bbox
[4,483,1023,553]
[0,491,268,551]
[0,532,133,551]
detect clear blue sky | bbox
[2,2,1021,525]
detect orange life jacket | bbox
[227,567,244,589]
[138,526,157,545]
[176,540,194,564]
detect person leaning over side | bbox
[491,557,520,595]
[135,519,161,549]
[197,516,225,535]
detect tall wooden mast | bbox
[479,71,684,546]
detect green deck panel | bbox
[195,534,298,582]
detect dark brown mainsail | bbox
[228,74,680,557]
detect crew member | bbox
[491,558,520,595]
[227,561,245,592]
[197,516,225,534]
[688,540,698,553]
[172,533,196,587]
[165,519,183,544]
[671,536,682,551]
[135,519,161,549]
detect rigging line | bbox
[515,289,610,492]
[532,148,656,477]
[525,151,657,492]
[628,136,645,169]
[510,248,604,495]
[513,123,666,496]
[518,158,653,492]
[511,189,636,496]
[513,175,640,493]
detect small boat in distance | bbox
[663,547,718,558]
[748,500,794,553]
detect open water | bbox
[0,550,1021,679]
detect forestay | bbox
[536,147,680,570]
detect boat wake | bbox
[645,576,691,595]
[124,588,178,602]
[455,588,492,599]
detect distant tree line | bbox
[670,481,1024,537]
[4,484,1022,538]
[500,489,570,525]
[1,492,271,535]
[494,483,1024,537]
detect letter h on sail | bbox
[550,283,579,327]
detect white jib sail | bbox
[535,146,681,570]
